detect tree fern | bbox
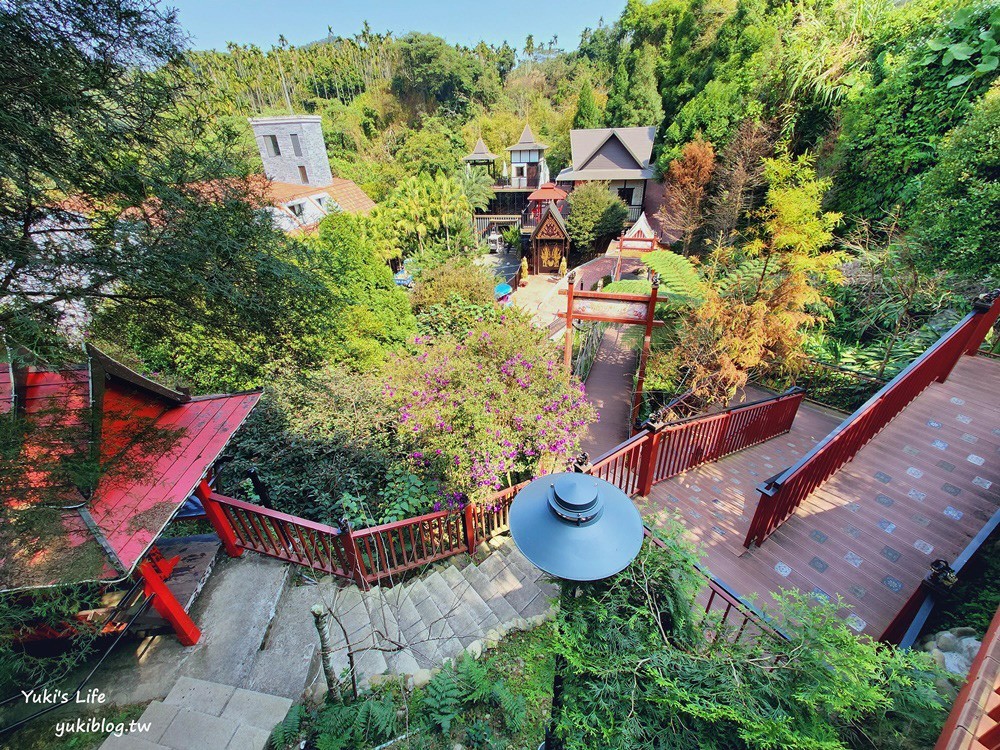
[639,251,704,305]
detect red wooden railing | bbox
[745,292,1000,547]
[207,387,805,606]
[210,493,355,579]
[648,389,803,487]
[934,603,1000,750]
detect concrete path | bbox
[579,326,636,459]
[99,677,291,750]
[93,536,556,708]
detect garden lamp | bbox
[508,471,645,749]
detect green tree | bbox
[628,43,664,127]
[566,181,629,252]
[391,32,485,114]
[553,525,947,750]
[831,2,1000,220]
[572,78,603,129]
[395,116,466,176]
[0,0,303,360]
[604,56,631,126]
[909,84,1000,281]
[313,213,417,371]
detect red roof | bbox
[0,348,260,591]
[527,182,568,202]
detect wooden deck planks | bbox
[645,355,1000,638]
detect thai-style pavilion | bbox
[471,125,552,236]
[463,137,499,172]
[0,345,260,645]
[529,201,570,275]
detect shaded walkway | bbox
[579,327,635,458]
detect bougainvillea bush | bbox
[383,313,596,500]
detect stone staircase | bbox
[245,534,558,700]
[99,676,292,750]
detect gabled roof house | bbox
[557,126,657,226]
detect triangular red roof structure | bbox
[0,345,260,592]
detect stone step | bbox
[462,562,520,623]
[243,582,330,699]
[402,577,461,664]
[101,677,291,750]
[439,564,502,633]
[422,569,484,649]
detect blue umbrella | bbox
[494,283,513,297]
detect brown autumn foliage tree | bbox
[657,137,716,255]
[707,119,778,245]
[653,150,843,407]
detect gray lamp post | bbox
[509,471,644,750]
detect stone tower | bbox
[248,114,333,186]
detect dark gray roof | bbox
[557,126,656,180]
[463,137,499,162]
[506,124,548,151]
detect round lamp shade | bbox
[509,472,644,582]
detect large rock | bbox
[936,632,960,652]
[943,651,972,676]
[959,637,982,663]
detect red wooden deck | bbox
[639,355,1000,638]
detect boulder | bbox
[959,637,982,663]
[466,640,483,659]
[936,632,960,652]
[953,627,979,638]
[411,669,435,688]
[930,648,947,669]
[943,651,972,676]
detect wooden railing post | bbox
[636,429,660,497]
[195,479,243,558]
[465,502,478,553]
[339,519,370,591]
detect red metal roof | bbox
[0,350,260,592]
[527,183,567,202]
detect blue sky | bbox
[166,0,624,52]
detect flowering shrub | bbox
[383,316,596,499]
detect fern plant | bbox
[639,250,704,304]
[423,668,463,733]
[456,652,493,703]
[268,704,307,750]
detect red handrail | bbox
[745,292,1000,547]
[934,603,1000,750]
[648,389,803,490]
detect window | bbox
[298,165,309,184]
[290,133,303,157]
[264,134,280,157]
[618,187,636,205]
[289,202,305,218]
